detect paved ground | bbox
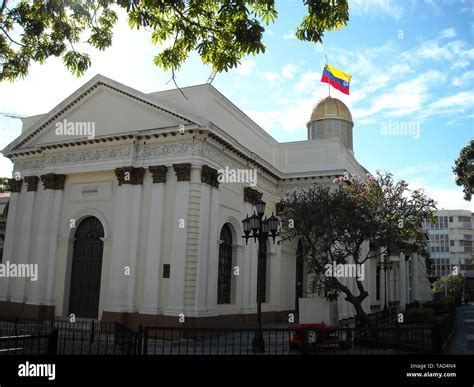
[444,304,474,354]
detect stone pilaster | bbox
[399,251,406,311]
[105,167,144,313]
[0,179,22,300]
[165,164,191,316]
[28,174,65,305]
[10,178,38,302]
[411,252,419,302]
[139,167,167,315]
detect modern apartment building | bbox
[422,210,474,281]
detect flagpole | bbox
[325,54,330,97]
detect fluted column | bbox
[399,251,406,311]
[379,252,386,309]
[140,166,167,315]
[28,174,65,306]
[10,176,39,303]
[195,165,219,315]
[240,188,262,314]
[165,163,191,316]
[411,252,419,302]
[105,167,144,313]
[0,178,22,300]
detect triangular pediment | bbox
[3,75,200,154]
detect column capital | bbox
[24,176,39,192]
[8,178,22,193]
[243,187,262,204]
[115,167,145,185]
[149,165,167,184]
[173,163,191,182]
[201,165,219,188]
[275,201,285,216]
[40,173,66,190]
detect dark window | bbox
[163,264,170,278]
[217,224,233,304]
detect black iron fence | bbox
[0,311,456,355]
[0,330,58,355]
[0,319,141,355]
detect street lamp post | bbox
[378,255,393,311]
[242,199,279,353]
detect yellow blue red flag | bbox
[321,64,352,95]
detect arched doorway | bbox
[295,240,304,317]
[218,224,233,304]
[68,216,104,319]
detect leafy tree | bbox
[279,172,436,320]
[432,274,464,304]
[453,139,474,201]
[0,177,11,193]
[0,0,349,81]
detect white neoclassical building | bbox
[0,75,431,327]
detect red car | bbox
[289,323,352,351]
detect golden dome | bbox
[310,96,352,122]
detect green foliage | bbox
[0,177,11,193]
[0,0,348,81]
[279,171,436,318]
[453,139,474,201]
[432,274,465,303]
[404,308,435,325]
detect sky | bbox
[0,0,473,210]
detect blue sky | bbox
[0,0,473,209]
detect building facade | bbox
[0,75,431,327]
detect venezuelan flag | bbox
[321,64,352,95]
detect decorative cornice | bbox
[173,163,191,182]
[8,178,22,193]
[243,187,263,204]
[40,173,66,190]
[149,165,167,184]
[24,176,39,192]
[115,167,145,185]
[201,165,219,188]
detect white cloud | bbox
[283,30,297,40]
[352,71,446,120]
[389,64,412,75]
[295,72,321,93]
[261,71,281,87]
[237,60,256,76]
[410,183,474,211]
[428,91,474,110]
[349,0,404,20]
[440,28,456,39]
[452,60,470,69]
[281,64,298,79]
[452,70,474,86]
